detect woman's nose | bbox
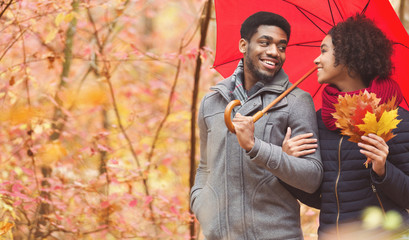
[314,56,320,65]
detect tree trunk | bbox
[35,0,79,238]
[189,0,213,238]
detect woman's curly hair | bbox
[329,14,394,86]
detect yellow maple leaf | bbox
[357,112,378,135]
[377,109,401,136]
[357,109,401,136]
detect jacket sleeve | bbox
[371,162,409,209]
[247,92,323,193]
[190,98,209,210]
[279,180,322,209]
[370,109,409,209]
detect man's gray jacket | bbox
[190,68,323,240]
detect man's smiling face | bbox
[240,25,288,84]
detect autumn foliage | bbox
[0,0,406,239]
[0,0,218,239]
[333,91,401,166]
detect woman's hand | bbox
[282,127,318,157]
[358,133,388,178]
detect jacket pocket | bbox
[192,183,222,239]
[251,177,302,240]
[258,109,288,145]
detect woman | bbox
[283,14,409,239]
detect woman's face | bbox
[314,35,348,85]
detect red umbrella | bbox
[213,0,409,111]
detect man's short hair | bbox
[240,11,291,42]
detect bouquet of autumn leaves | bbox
[333,90,401,167]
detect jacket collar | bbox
[211,64,290,102]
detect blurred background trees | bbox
[0,0,407,239]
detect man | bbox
[190,11,323,240]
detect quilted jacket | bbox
[286,107,409,238]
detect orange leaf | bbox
[334,91,401,146]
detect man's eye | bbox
[278,46,287,51]
[260,42,268,46]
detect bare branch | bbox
[0,28,28,62]
[145,4,201,171]
[87,0,160,234]
[0,0,14,19]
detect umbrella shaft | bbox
[254,65,318,122]
[224,65,318,133]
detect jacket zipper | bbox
[371,184,386,215]
[335,136,343,240]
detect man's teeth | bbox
[263,60,275,66]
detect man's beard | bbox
[245,56,278,84]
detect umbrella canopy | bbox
[213,0,409,110]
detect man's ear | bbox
[239,38,247,54]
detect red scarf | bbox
[321,78,404,131]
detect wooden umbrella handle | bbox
[224,65,317,133]
[224,99,241,133]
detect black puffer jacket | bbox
[285,107,409,238]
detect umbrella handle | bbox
[224,99,241,133]
[224,65,318,133]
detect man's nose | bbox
[266,44,278,56]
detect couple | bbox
[190,11,409,240]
